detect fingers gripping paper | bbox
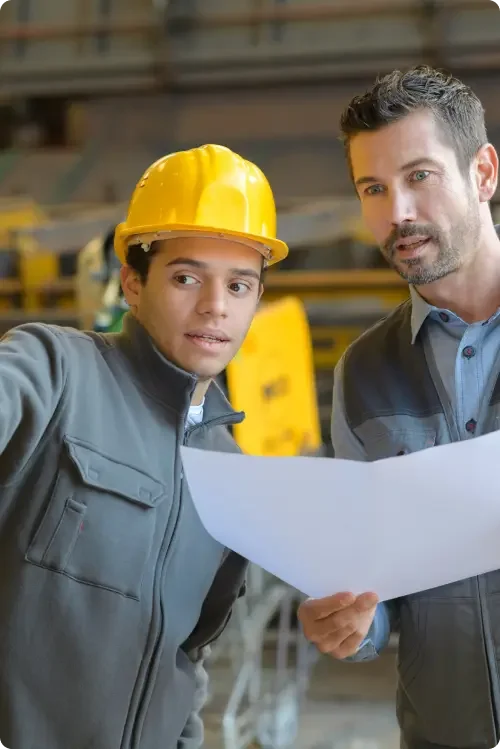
[181,431,500,602]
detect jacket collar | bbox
[114,313,244,425]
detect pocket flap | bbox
[364,428,436,462]
[64,436,166,507]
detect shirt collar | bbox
[409,282,500,344]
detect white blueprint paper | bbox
[180,430,500,602]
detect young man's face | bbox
[349,109,490,285]
[121,236,264,379]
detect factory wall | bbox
[1,0,500,95]
[74,73,500,204]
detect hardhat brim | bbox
[114,222,289,267]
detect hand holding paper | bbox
[297,592,378,658]
[180,429,500,602]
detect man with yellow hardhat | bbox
[0,144,288,749]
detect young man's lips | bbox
[185,331,230,352]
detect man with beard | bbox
[298,66,500,749]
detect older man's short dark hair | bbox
[340,65,488,177]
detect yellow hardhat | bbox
[114,143,289,266]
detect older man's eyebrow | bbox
[355,157,443,187]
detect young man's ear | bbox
[120,266,142,309]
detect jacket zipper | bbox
[129,411,241,748]
[128,442,184,749]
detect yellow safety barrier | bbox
[226,296,322,457]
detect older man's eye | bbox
[365,184,385,196]
[412,170,430,182]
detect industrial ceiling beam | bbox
[167,40,500,73]
[0,0,490,41]
[0,20,152,41]
[169,0,485,27]
[419,0,449,69]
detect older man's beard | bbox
[380,204,481,285]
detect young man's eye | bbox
[230,282,249,294]
[175,274,197,285]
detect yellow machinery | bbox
[0,198,48,314]
[226,296,322,458]
[0,197,46,245]
[0,200,121,333]
[9,207,122,327]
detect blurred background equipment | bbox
[226,296,322,458]
[1,0,500,745]
[78,223,128,332]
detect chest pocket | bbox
[363,428,436,462]
[25,436,167,600]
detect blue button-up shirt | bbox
[410,286,500,439]
[334,285,500,659]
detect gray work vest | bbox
[342,299,500,749]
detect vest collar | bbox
[409,285,433,343]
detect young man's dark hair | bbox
[126,242,161,284]
[339,65,488,178]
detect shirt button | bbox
[439,312,450,322]
[462,346,476,359]
[465,419,477,434]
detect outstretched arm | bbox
[0,323,67,473]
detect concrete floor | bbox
[203,642,400,748]
[293,653,400,748]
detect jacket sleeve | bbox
[0,323,67,466]
[343,604,392,662]
[331,355,396,661]
[177,647,211,749]
[178,552,247,747]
